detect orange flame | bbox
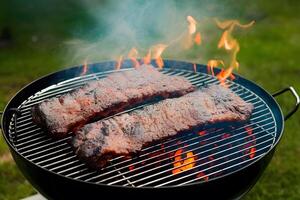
[120,17,253,83]
[207,59,225,76]
[212,19,254,84]
[156,57,164,69]
[194,32,202,45]
[80,60,88,76]
[172,149,195,175]
[218,30,230,49]
[230,73,236,81]
[214,18,255,30]
[187,16,197,34]
[115,55,123,70]
[183,15,198,49]
[217,68,234,86]
[128,48,140,68]
[143,50,151,65]
[193,63,197,72]
[152,44,168,69]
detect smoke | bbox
[64,0,237,65]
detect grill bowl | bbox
[1,60,298,199]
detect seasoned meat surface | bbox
[32,65,195,138]
[71,85,253,168]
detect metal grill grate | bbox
[8,68,277,187]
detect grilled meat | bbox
[71,85,253,168]
[31,65,195,138]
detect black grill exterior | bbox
[1,60,299,199]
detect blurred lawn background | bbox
[0,0,299,199]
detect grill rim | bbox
[1,59,285,190]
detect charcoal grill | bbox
[1,60,299,199]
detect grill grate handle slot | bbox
[272,86,300,120]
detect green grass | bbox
[0,0,299,199]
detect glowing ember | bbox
[221,133,231,139]
[172,149,183,174]
[243,126,256,159]
[196,172,209,181]
[194,32,202,45]
[128,48,140,68]
[249,147,256,159]
[245,126,256,141]
[187,16,197,34]
[143,50,151,65]
[172,149,195,175]
[80,60,88,76]
[115,55,123,70]
[152,44,168,69]
[148,149,164,158]
[245,127,253,135]
[129,165,135,171]
[198,130,206,136]
[198,131,207,145]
